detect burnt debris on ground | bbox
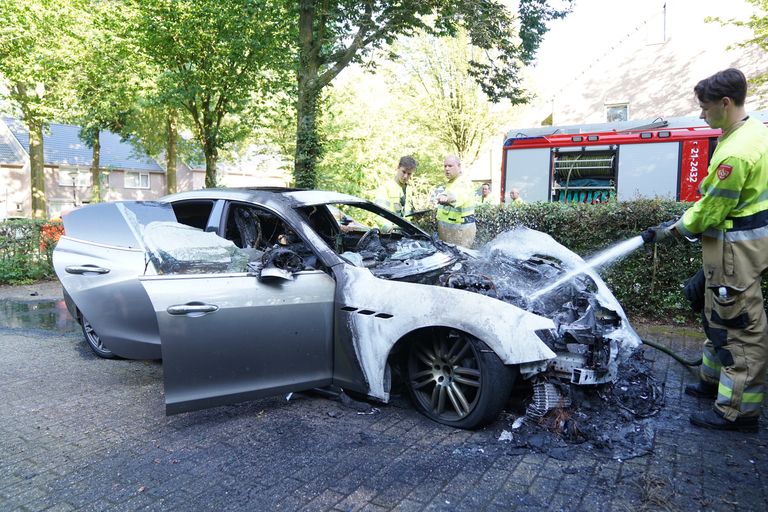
[498,350,664,461]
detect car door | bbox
[139,232,336,415]
[54,202,177,359]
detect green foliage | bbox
[391,29,511,164]
[0,219,58,284]
[294,0,571,188]
[128,0,295,186]
[472,199,737,322]
[68,0,151,191]
[312,75,445,203]
[708,1,768,93]
[0,0,85,123]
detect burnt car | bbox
[54,188,640,429]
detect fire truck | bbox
[500,112,768,204]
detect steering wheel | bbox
[354,228,380,252]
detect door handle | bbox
[65,265,110,275]
[166,304,219,316]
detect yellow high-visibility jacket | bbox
[375,179,412,217]
[436,176,476,224]
[678,117,768,237]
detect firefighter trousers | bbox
[437,221,476,249]
[699,234,768,421]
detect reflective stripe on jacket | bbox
[436,176,476,224]
[679,117,768,237]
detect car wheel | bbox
[80,313,116,359]
[405,329,515,429]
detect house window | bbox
[606,103,629,123]
[125,172,150,189]
[58,168,91,187]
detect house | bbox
[469,0,768,194]
[519,0,768,127]
[0,118,291,219]
[0,118,199,219]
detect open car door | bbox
[137,221,336,414]
[53,202,176,359]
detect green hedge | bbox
[415,199,768,323]
[0,219,61,285]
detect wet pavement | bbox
[0,299,78,333]
[1,284,767,511]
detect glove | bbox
[641,219,677,244]
[683,268,705,313]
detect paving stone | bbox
[1,318,768,511]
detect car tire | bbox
[80,313,116,359]
[405,329,515,429]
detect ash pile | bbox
[499,351,664,461]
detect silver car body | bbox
[54,188,636,415]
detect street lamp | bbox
[68,170,78,207]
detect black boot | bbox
[690,408,759,432]
[684,381,717,399]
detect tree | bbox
[312,70,445,206]
[710,0,768,92]
[128,0,294,188]
[293,0,570,189]
[393,30,508,164]
[0,0,86,217]
[70,2,151,202]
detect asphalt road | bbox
[1,285,767,511]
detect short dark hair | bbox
[398,155,417,170]
[694,68,747,106]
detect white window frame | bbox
[58,167,92,187]
[125,171,150,189]
[605,103,629,123]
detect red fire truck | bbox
[500,112,768,204]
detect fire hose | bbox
[640,337,702,367]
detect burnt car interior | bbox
[222,202,323,273]
[294,203,441,273]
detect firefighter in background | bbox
[435,155,476,248]
[478,182,497,205]
[643,68,768,432]
[375,156,416,215]
[374,155,417,233]
[508,187,524,205]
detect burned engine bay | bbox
[335,226,661,458]
[339,226,633,388]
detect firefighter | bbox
[374,155,417,218]
[645,68,768,432]
[508,187,524,205]
[479,183,496,204]
[435,155,476,248]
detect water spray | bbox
[529,235,646,301]
[527,230,703,370]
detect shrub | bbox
[416,199,767,323]
[0,218,60,285]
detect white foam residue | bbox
[485,228,641,353]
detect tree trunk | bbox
[295,0,321,189]
[166,110,177,194]
[90,131,101,202]
[295,81,320,189]
[28,121,47,218]
[204,142,218,188]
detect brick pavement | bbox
[1,312,767,511]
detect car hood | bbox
[446,227,641,358]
